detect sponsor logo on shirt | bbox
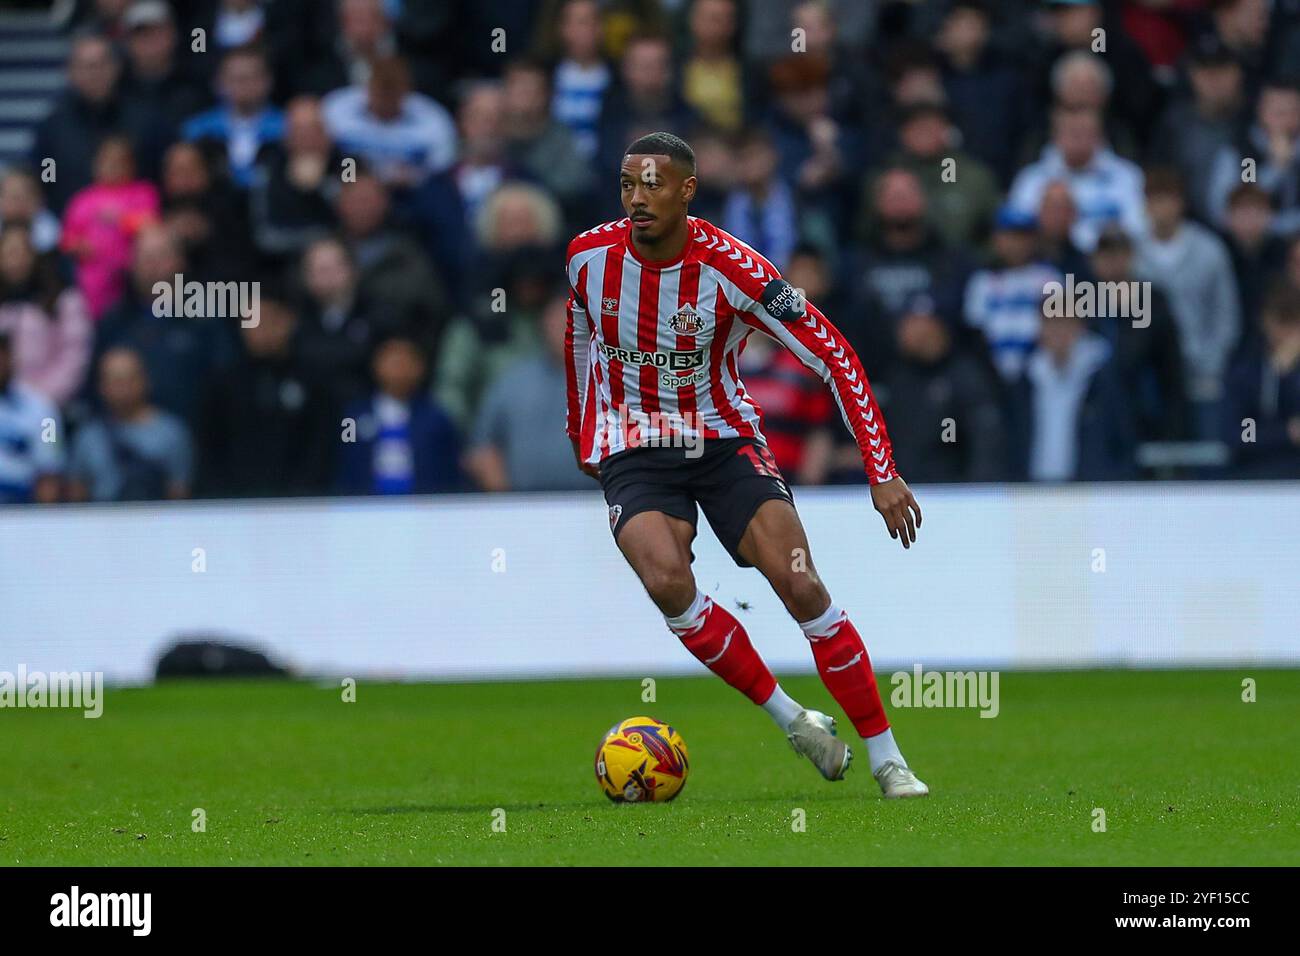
[660,366,710,388]
[760,278,805,323]
[598,343,705,369]
[602,297,620,316]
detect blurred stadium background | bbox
[2,0,1299,681]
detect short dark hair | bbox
[624,131,696,176]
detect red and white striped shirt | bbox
[564,216,898,484]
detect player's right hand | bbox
[870,475,921,550]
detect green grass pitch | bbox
[4,670,1297,865]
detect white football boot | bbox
[786,709,852,781]
[872,759,930,798]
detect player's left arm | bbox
[736,272,922,548]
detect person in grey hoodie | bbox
[1135,167,1241,439]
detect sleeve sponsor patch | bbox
[759,279,805,323]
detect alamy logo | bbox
[890,665,1000,718]
[1042,274,1150,328]
[50,886,151,936]
[152,273,260,327]
[0,666,103,718]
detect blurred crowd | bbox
[2,0,1300,505]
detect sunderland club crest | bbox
[667,304,704,335]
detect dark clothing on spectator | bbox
[197,351,337,497]
[31,91,170,212]
[92,291,238,425]
[879,349,1008,483]
[1090,288,1189,443]
[247,143,343,270]
[1222,343,1300,478]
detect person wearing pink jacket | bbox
[59,134,160,320]
[0,224,92,405]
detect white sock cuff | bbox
[665,590,711,634]
[797,601,845,640]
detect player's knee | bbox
[639,562,695,613]
[776,571,829,622]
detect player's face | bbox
[620,153,695,242]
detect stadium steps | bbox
[0,7,71,171]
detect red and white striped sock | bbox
[665,591,777,706]
[798,602,890,739]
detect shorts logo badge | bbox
[668,303,704,334]
[608,504,623,531]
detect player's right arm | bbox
[564,255,600,479]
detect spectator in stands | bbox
[883,102,1000,250]
[0,330,63,504]
[32,33,168,212]
[1035,179,1090,278]
[59,135,160,320]
[336,335,460,495]
[0,168,61,255]
[680,0,748,135]
[1150,36,1247,225]
[465,293,591,492]
[722,129,798,271]
[596,33,698,186]
[181,44,284,188]
[295,236,384,406]
[0,225,92,406]
[92,225,237,425]
[1205,0,1275,96]
[548,0,613,161]
[335,171,451,363]
[197,294,335,497]
[1008,295,1136,482]
[765,51,856,227]
[1032,0,1160,153]
[321,54,457,189]
[435,184,564,429]
[1007,106,1146,252]
[247,96,342,268]
[1208,78,1300,235]
[1222,183,1287,341]
[1222,284,1300,478]
[501,58,596,229]
[880,292,1007,484]
[67,345,191,501]
[963,206,1063,383]
[935,0,1031,184]
[117,0,211,132]
[1135,167,1240,439]
[1088,226,1188,443]
[854,167,973,377]
[159,141,256,284]
[1048,50,1136,159]
[292,0,399,96]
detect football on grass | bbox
[594,716,690,803]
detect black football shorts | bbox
[599,437,794,568]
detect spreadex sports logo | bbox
[667,303,704,334]
[760,278,806,323]
[598,342,705,369]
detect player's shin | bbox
[798,603,897,753]
[665,590,777,707]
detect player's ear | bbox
[681,175,697,204]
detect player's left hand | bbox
[871,476,922,550]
